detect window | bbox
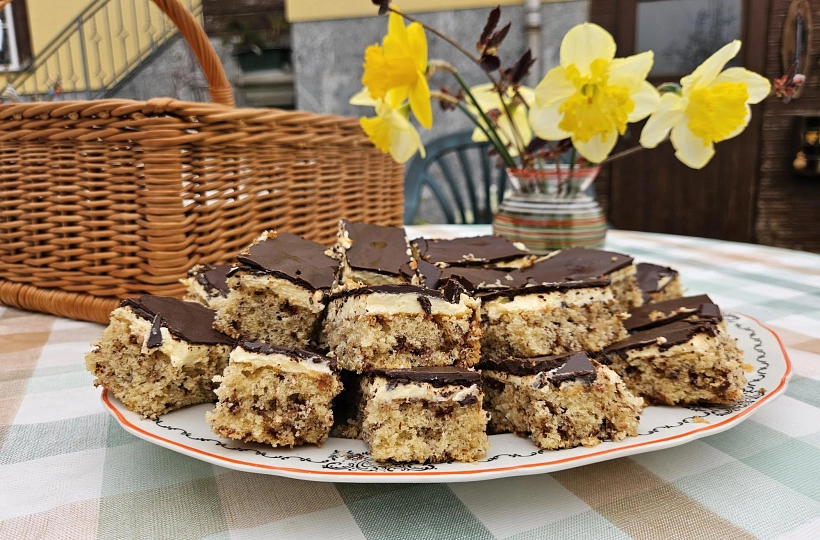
[636,0,743,77]
[0,4,21,71]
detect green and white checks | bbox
[2,226,819,539]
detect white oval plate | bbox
[102,312,792,483]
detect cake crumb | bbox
[656,336,668,345]
[741,363,754,372]
[759,387,767,395]
[692,416,710,424]
[648,310,665,321]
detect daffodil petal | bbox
[681,40,741,92]
[469,83,504,110]
[572,131,618,163]
[386,11,410,52]
[671,122,715,169]
[609,51,654,92]
[716,67,771,104]
[406,22,427,74]
[361,115,391,154]
[517,85,535,108]
[529,100,571,141]
[534,66,575,107]
[722,104,751,141]
[639,93,685,148]
[560,23,616,75]
[628,80,661,122]
[350,87,376,106]
[472,126,489,143]
[408,77,433,129]
[390,121,425,162]
[512,106,533,145]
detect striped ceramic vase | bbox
[492,166,607,254]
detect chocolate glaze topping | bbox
[121,296,234,346]
[190,264,232,296]
[635,262,678,294]
[146,314,163,348]
[531,247,633,280]
[234,232,337,291]
[478,351,596,384]
[240,341,337,370]
[601,319,720,361]
[412,259,443,288]
[342,220,410,276]
[624,294,719,332]
[373,366,480,387]
[434,259,610,300]
[412,235,529,266]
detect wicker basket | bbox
[0,0,403,323]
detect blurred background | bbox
[0,0,817,253]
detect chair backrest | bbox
[404,131,508,225]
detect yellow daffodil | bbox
[468,83,534,156]
[528,23,659,163]
[361,11,433,129]
[355,89,425,164]
[640,41,770,169]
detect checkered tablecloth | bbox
[2,226,820,539]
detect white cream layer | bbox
[619,331,723,360]
[335,291,479,317]
[182,277,227,311]
[608,264,636,285]
[229,347,332,375]
[482,287,613,320]
[234,274,325,313]
[120,307,214,368]
[370,378,481,404]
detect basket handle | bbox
[0,0,235,107]
[150,0,235,107]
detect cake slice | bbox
[479,352,643,450]
[359,367,490,463]
[85,296,234,419]
[214,231,338,348]
[636,262,682,303]
[600,297,746,405]
[335,220,413,286]
[466,264,627,359]
[411,235,535,269]
[182,263,233,311]
[535,247,643,311]
[322,281,482,372]
[206,342,342,447]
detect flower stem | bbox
[600,137,669,164]
[452,71,517,168]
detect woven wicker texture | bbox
[0,1,404,324]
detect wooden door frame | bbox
[590,0,771,242]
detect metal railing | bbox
[5,0,202,100]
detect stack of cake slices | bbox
[324,220,490,463]
[85,221,749,464]
[415,242,648,450]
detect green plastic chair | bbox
[404,131,508,225]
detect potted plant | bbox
[351,1,771,253]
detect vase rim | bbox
[506,165,600,176]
